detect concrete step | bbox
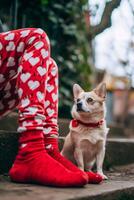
[0,112,18,131]
[0,130,134,174]
[0,113,133,137]
[105,138,134,168]
[0,130,19,174]
[0,164,134,200]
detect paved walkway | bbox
[0,164,134,200]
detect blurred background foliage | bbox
[0,0,92,118]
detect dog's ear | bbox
[73,84,84,98]
[94,82,106,99]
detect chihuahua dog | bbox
[61,82,109,179]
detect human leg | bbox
[9,28,88,187]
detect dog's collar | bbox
[71,119,104,128]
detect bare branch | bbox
[89,0,122,39]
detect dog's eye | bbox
[87,98,93,103]
[77,98,81,102]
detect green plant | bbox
[1,0,92,118]
[42,0,92,117]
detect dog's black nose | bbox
[77,102,82,110]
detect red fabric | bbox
[71,119,104,128]
[45,137,83,171]
[86,171,103,184]
[71,119,79,127]
[9,130,88,187]
[45,138,103,184]
[45,137,85,172]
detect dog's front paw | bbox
[98,173,108,180]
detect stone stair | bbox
[0,171,134,200]
[0,114,134,199]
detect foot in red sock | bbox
[9,131,88,187]
[48,149,102,184]
[45,137,102,184]
[45,137,86,172]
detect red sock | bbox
[45,137,83,171]
[45,137,102,184]
[86,171,103,184]
[9,130,88,187]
